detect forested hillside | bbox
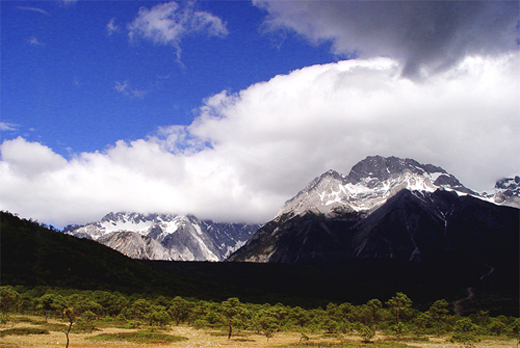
[0,211,256,301]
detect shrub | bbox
[88,329,187,343]
[451,318,479,348]
[0,327,49,337]
[126,320,141,329]
[356,323,375,343]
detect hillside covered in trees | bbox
[1,211,518,314]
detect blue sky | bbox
[2,1,337,155]
[1,0,519,226]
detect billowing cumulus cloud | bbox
[255,0,519,78]
[128,1,228,62]
[1,55,518,227]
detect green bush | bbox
[126,320,141,329]
[88,329,187,343]
[0,327,50,337]
[451,318,479,348]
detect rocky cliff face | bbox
[492,176,520,207]
[66,213,260,261]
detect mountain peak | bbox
[276,156,480,219]
[276,169,347,218]
[347,156,446,184]
[304,169,346,190]
[101,212,154,224]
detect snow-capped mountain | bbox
[228,156,519,264]
[276,156,518,219]
[65,213,260,261]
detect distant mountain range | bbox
[275,156,519,219]
[65,156,518,266]
[64,213,260,261]
[229,156,519,265]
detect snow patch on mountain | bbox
[277,156,518,219]
[66,212,260,261]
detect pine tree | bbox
[428,299,449,337]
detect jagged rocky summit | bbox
[491,176,520,207]
[277,156,517,219]
[228,156,519,265]
[65,213,260,262]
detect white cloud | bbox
[0,122,19,131]
[16,6,51,17]
[1,55,518,226]
[255,1,519,78]
[114,80,148,98]
[28,37,44,46]
[127,1,228,61]
[0,137,67,178]
[106,18,120,36]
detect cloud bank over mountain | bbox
[1,54,518,226]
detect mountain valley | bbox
[3,155,518,314]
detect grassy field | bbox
[0,315,516,348]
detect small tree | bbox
[220,298,245,339]
[254,309,279,341]
[385,292,412,338]
[289,306,311,327]
[322,317,340,334]
[63,307,77,348]
[0,286,20,317]
[146,306,171,327]
[359,323,375,343]
[131,298,151,321]
[82,310,97,323]
[168,296,191,325]
[508,318,520,348]
[429,299,449,337]
[487,317,507,337]
[356,299,382,328]
[37,293,65,320]
[452,318,479,348]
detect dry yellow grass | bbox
[0,318,517,348]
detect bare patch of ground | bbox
[0,317,516,348]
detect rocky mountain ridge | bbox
[277,156,518,219]
[66,156,518,264]
[229,156,519,265]
[65,213,260,262]
[491,175,520,206]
